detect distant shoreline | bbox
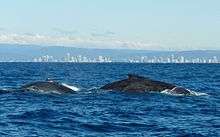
[0,62,219,64]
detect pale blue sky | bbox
[0,0,219,50]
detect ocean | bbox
[0,63,219,137]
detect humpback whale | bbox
[169,87,190,95]
[21,80,79,93]
[101,74,191,95]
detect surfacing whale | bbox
[21,80,79,94]
[100,74,191,95]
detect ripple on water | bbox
[0,63,219,137]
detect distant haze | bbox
[0,1,220,50]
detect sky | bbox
[0,0,219,50]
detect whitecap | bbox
[188,90,208,96]
[61,83,80,92]
[161,89,208,96]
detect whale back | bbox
[127,74,146,80]
[21,81,75,93]
[101,74,176,92]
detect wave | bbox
[61,83,80,92]
[7,108,57,120]
[0,88,11,93]
[161,89,208,96]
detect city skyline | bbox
[0,44,220,62]
[23,53,220,64]
[0,0,220,50]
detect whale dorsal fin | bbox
[127,74,147,80]
[46,78,55,82]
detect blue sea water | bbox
[0,63,219,137]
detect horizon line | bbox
[0,43,219,52]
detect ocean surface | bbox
[0,63,219,137]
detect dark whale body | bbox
[101,74,191,95]
[101,74,175,92]
[21,81,77,93]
